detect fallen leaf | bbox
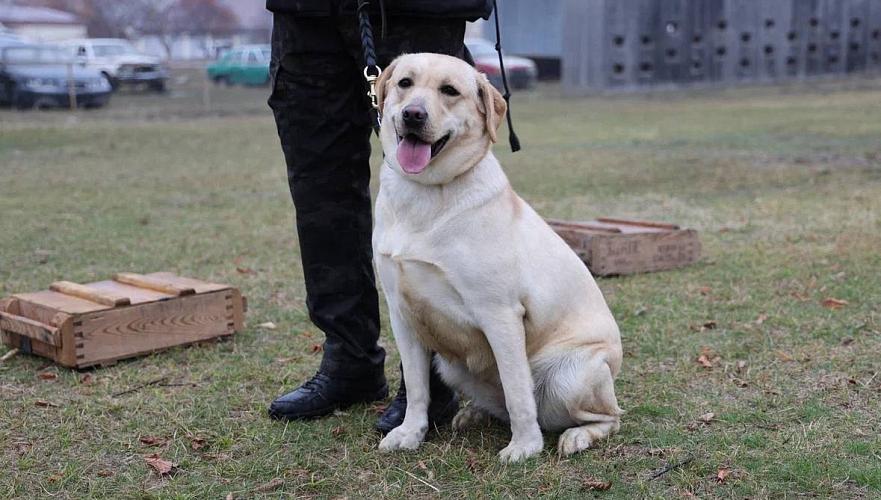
[583,478,612,491]
[775,351,794,362]
[309,344,323,354]
[331,426,346,437]
[139,436,166,447]
[47,473,63,483]
[821,298,848,309]
[465,450,479,473]
[38,372,57,381]
[234,256,256,275]
[190,437,207,451]
[257,322,277,330]
[698,286,712,296]
[716,468,731,483]
[144,454,177,476]
[35,400,59,408]
[702,320,718,331]
[699,412,715,423]
[697,355,714,369]
[255,478,284,492]
[416,460,428,470]
[755,314,768,325]
[697,347,721,369]
[96,469,113,478]
[79,373,94,385]
[790,291,810,302]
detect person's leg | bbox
[267,13,387,419]
[337,16,469,433]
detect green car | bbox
[206,45,270,86]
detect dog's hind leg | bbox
[533,351,621,456]
[557,355,621,456]
[434,357,507,429]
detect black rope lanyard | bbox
[357,0,382,133]
[356,0,521,152]
[491,0,521,152]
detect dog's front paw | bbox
[498,435,543,463]
[378,425,427,452]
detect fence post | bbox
[66,62,77,111]
[203,69,211,112]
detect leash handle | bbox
[357,0,383,132]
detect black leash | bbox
[491,0,521,152]
[356,0,521,152]
[357,0,382,134]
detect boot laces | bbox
[300,371,332,394]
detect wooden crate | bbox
[547,218,701,276]
[0,272,245,369]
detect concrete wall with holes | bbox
[561,0,881,93]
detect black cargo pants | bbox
[268,14,466,379]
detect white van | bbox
[60,38,167,92]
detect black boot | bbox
[375,363,459,434]
[269,370,388,420]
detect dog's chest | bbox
[393,259,496,375]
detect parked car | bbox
[465,38,537,90]
[0,32,26,48]
[60,38,167,92]
[0,44,112,109]
[206,45,270,86]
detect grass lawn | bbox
[1,69,880,498]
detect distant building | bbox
[563,0,881,93]
[0,3,87,42]
[488,0,881,91]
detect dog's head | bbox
[376,53,507,184]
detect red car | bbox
[466,38,537,90]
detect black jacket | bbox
[266,0,493,20]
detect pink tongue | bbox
[396,136,432,174]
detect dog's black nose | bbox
[402,105,427,128]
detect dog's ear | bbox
[375,58,399,113]
[477,73,507,143]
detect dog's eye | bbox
[440,84,460,96]
[398,78,413,88]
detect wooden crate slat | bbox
[147,272,231,294]
[74,290,234,366]
[49,281,131,307]
[0,310,60,346]
[13,291,110,314]
[113,272,196,296]
[88,281,174,304]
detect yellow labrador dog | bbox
[373,53,622,463]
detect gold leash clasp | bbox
[363,65,382,111]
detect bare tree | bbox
[20,0,238,43]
